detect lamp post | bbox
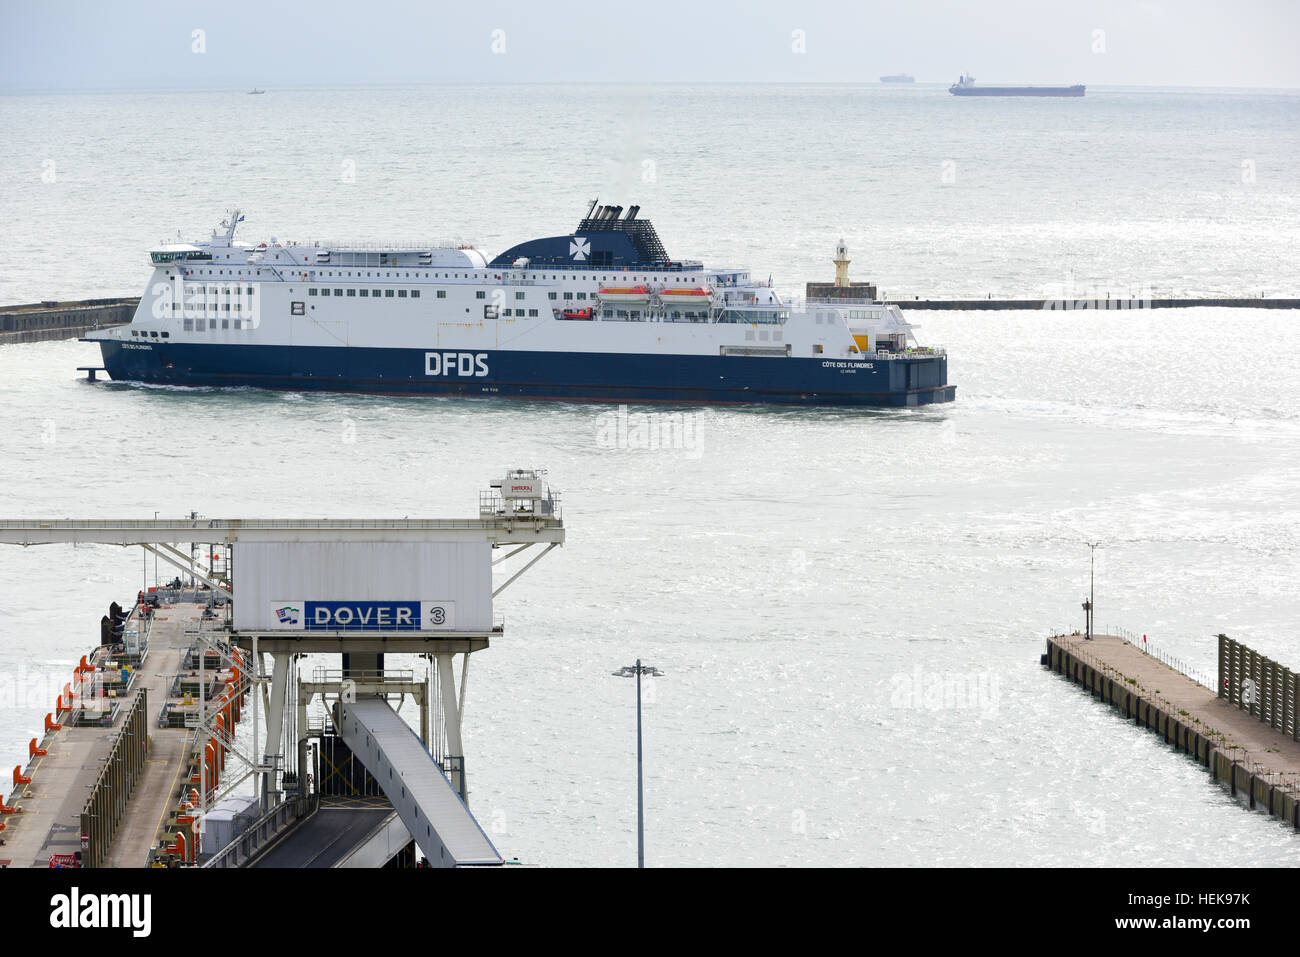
[612,659,663,868]
[1084,541,1100,640]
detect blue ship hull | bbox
[95,341,955,407]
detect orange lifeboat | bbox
[659,286,714,305]
[595,284,651,303]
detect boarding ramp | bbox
[333,697,502,867]
[247,804,407,868]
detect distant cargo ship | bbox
[880,74,914,83]
[948,74,1084,97]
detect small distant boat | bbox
[948,74,1084,97]
[248,88,266,95]
[880,74,915,83]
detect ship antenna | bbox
[225,208,243,243]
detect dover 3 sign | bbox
[267,600,456,631]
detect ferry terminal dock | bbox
[0,475,563,869]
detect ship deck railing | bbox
[802,296,887,307]
[286,239,476,252]
[871,346,947,359]
[494,261,707,274]
[0,517,560,532]
[309,667,416,685]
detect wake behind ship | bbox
[85,205,954,407]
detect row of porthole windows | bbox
[129,319,248,335]
[310,265,721,285]
[166,303,247,312]
[518,273,715,284]
[181,318,248,331]
[129,320,249,333]
[316,270,473,279]
[181,267,727,290]
[192,268,477,280]
[186,286,255,295]
[191,266,720,286]
[308,287,429,298]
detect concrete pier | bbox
[1044,633,1300,828]
[0,297,137,344]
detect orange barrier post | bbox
[29,738,47,758]
[225,678,240,721]
[45,713,62,732]
[13,766,32,786]
[214,715,226,770]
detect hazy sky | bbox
[2,0,1297,90]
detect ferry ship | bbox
[85,205,954,407]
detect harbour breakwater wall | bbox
[1044,633,1300,830]
[894,297,1300,311]
[0,298,137,344]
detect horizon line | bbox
[3,80,1299,96]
